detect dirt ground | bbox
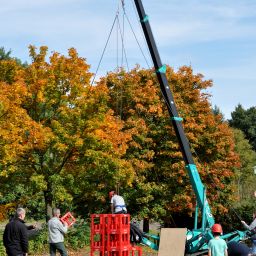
[32,246,157,256]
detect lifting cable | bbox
[116,1,130,71]
[90,0,152,87]
[115,1,127,119]
[120,0,127,68]
[116,5,130,71]
[124,1,151,69]
[116,2,119,69]
[90,14,118,86]
[89,0,153,120]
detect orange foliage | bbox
[0,203,15,221]
[0,46,134,214]
[0,48,239,220]
[105,65,239,219]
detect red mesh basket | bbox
[60,212,76,227]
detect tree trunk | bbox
[44,183,53,222]
[143,217,149,233]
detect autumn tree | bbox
[0,46,134,220]
[0,56,38,176]
[104,66,240,227]
[0,46,243,226]
[0,56,43,219]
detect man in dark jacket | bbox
[3,208,28,256]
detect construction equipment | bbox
[132,0,248,254]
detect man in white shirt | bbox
[109,191,127,214]
[48,208,68,256]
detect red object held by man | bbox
[60,212,76,227]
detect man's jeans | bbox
[49,242,67,256]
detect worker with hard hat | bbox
[208,224,228,256]
[109,191,127,214]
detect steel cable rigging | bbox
[90,0,151,87]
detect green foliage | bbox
[65,218,91,249]
[25,194,45,221]
[0,176,45,220]
[0,47,12,60]
[0,183,26,204]
[28,225,48,253]
[232,128,256,202]
[230,104,256,151]
[216,200,255,233]
[0,230,6,255]
[212,105,225,122]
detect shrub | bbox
[65,218,91,249]
[0,230,6,255]
[29,224,48,254]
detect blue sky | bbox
[1,0,255,119]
